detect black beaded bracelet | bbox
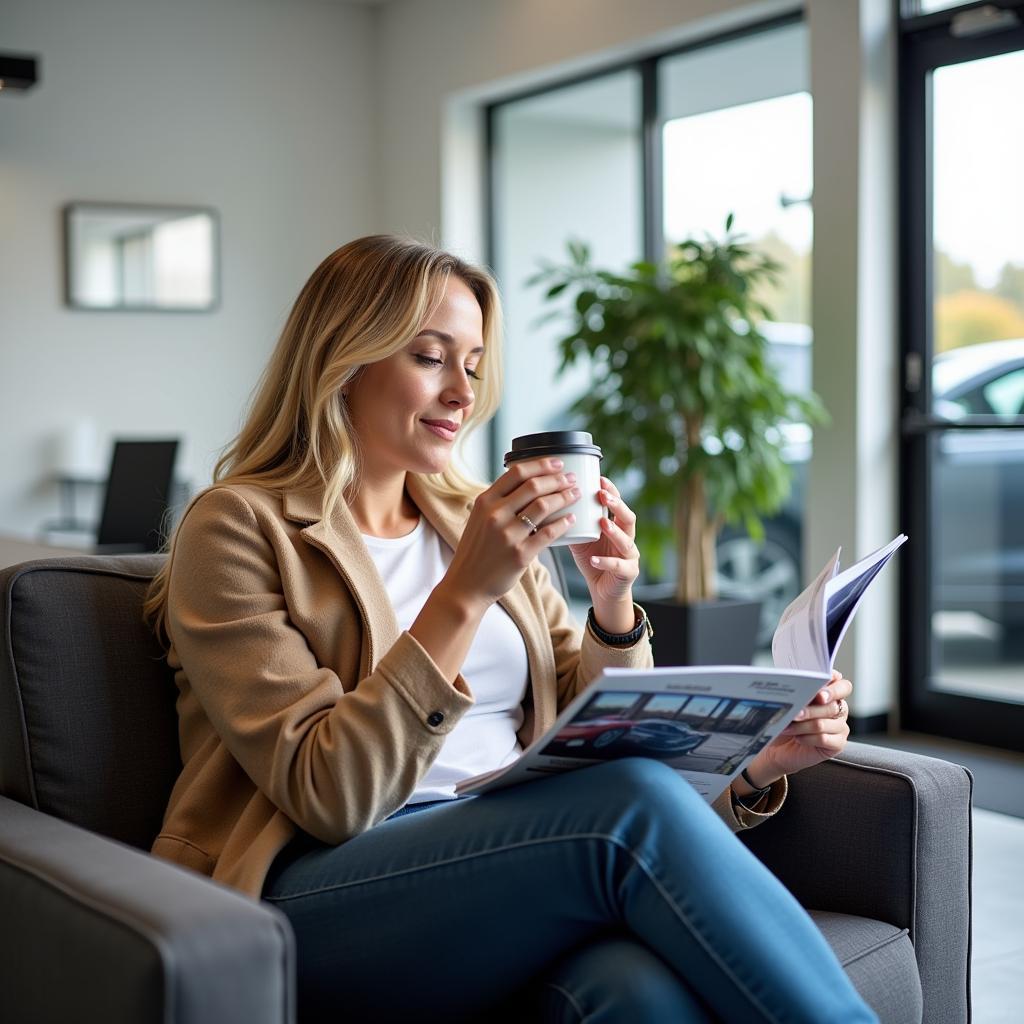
[586,606,653,647]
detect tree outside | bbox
[746,231,811,326]
[934,251,1024,353]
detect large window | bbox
[658,23,812,642]
[490,71,643,470]
[488,17,811,642]
[900,1,1024,749]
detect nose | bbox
[442,371,475,409]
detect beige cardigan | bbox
[151,474,786,899]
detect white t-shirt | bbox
[360,516,530,803]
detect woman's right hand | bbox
[443,457,579,609]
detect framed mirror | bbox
[64,202,219,311]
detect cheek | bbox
[352,368,427,422]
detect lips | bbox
[421,419,459,440]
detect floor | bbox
[968,809,1024,1024]
[859,733,1024,1024]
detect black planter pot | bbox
[636,587,762,667]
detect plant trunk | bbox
[676,416,708,604]
[702,514,722,601]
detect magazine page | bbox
[823,534,908,669]
[455,665,829,803]
[770,550,840,673]
[771,534,908,673]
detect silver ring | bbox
[519,513,538,536]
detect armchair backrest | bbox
[0,555,179,850]
[0,547,570,852]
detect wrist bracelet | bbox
[586,605,653,647]
[735,766,772,808]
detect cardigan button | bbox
[427,711,445,727]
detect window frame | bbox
[482,9,807,477]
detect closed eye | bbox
[414,354,482,380]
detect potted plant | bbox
[528,216,826,664]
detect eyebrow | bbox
[416,329,485,355]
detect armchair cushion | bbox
[807,911,922,1024]
[0,556,179,849]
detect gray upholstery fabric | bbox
[809,911,923,1024]
[742,742,973,1024]
[0,794,296,1024]
[0,556,180,849]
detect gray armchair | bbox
[0,555,972,1023]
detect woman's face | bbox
[345,275,484,479]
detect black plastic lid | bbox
[503,430,602,465]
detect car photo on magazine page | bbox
[538,689,792,776]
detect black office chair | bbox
[95,439,179,553]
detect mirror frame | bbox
[63,201,221,313]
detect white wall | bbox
[0,0,377,537]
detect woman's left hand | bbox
[568,476,640,606]
[746,670,853,784]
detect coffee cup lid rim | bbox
[504,430,602,464]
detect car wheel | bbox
[592,728,627,749]
[716,524,802,647]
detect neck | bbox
[348,468,420,537]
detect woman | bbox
[146,235,877,1023]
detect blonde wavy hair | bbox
[144,234,504,649]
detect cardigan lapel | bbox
[283,476,554,733]
[283,486,400,678]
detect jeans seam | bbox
[617,849,780,1024]
[264,832,615,902]
[266,830,780,1022]
[544,981,585,1022]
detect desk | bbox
[0,536,90,570]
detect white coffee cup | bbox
[503,431,607,547]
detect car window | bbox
[982,367,1024,416]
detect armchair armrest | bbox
[0,795,295,1024]
[740,740,972,1024]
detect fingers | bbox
[807,677,853,709]
[522,509,576,554]
[518,480,579,531]
[600,476,621,499]
[785,729,850,754]
[491,458,567,500]
[598,477,636,533]
[779,712,849,749]
[782,711,848,735]
[784,676,853,741]
[587,554,639,581]
[597,515,639,558]
[497,463,577,524]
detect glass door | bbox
[901,5,1024,749]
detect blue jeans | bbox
[262,758,877,1023]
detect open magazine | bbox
[455,534,908,803]
[771,534,908,673]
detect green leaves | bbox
[526,219,827,596]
